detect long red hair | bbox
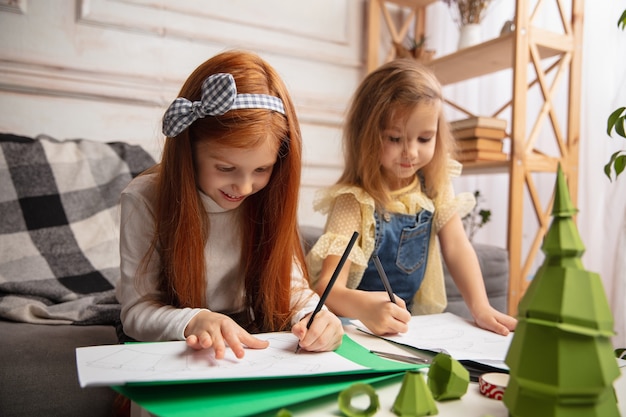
[149,50,305,331]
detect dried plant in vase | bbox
[441,0,493,28]
[442,0,493,49]
[393,35,436,63]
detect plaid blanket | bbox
[0,133,155,325]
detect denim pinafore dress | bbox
[356,207,433,311]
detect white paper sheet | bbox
[75,332,366,388]
[353,312,513,362]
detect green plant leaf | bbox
[619,9,626,30]
[604,151,626,181]
[478,209,491,224]
[462,189,491,241]
[617,116,626,138]
[607,107,626,137]
[604,151,619,180]
[614,154,626,178]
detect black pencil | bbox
[295,231,359,353]
[372,254,396,304]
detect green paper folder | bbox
[113,335,423,417]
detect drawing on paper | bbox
[354,312,512,361]
[85,333,319,374]
[76,332,366,387]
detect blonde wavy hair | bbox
[338,58,456,208]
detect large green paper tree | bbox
[503,165,620,417]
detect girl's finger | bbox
[185,334,200,349]
[208,331,226,359]
[239,333,270,350]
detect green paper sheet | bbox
[113,335,423,417]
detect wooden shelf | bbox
[381,0,436,7]
[461,160,510,175]
[368,0,583,316]
[427,28,573,86]
[461,152,562,175]
[367,0,437,72]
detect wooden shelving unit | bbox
[367,0,584,315]
[367,0,436,71]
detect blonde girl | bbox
[307,59,516,336]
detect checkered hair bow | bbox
[162,73,286,137]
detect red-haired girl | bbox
[117,50,343,358]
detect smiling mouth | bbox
[221,190,245,202]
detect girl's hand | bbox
[473,306,518,336]
[292,310,344,352]
[358,291,411,336]
[184,310,269,359]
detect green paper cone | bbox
[392,370,438,416]
[427,353,469,400]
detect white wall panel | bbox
[0,0,364,227]
[79,0,356,58]
[0,0,26,14]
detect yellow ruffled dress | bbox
[306,160,475,315]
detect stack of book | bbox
[451,117,508,162]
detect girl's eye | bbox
[418,136,433,143]
[217,166,235,172]
[388,136,401,143]
[255,166,271,173]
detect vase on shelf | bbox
[457,23,482,49]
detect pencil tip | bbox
[294,345,301,354]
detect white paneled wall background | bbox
[2,0,626,346]
[0,0,364,227]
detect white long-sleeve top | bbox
[116,174,319,342]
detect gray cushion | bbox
[300,225,325,254]
[0,321,118,417]
[0,134,155,325]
